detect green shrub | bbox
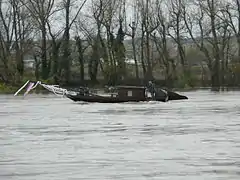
[0,83,18,94]
[173,72,198,89]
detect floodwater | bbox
[0,90,240,180]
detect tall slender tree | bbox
[60,0,87,83]
[20,0,56,79]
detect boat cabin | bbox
[114,86,146,100]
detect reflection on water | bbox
[0,91,240,180]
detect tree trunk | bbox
[146,30,153,80]
[237,37,240,59]
[88,38,99,82]
[12,1,24,78]
[141,22,146,78]
[132,36,139,79]
[76,37,85,81]
[62,0,71,84]
[41,25,48,79]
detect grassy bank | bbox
[1,71,239,95]
[0,81,49,95]
[0,83,19,94]
[1,82,240,95]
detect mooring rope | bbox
[40,83,69,97]
[14,80,77,97]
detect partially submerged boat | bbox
[14,80,188,103]
[65,85,188,103]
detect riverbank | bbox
[1,81,240,95]
[0,83,19,94]
[0,83,50,95]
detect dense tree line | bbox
[1,0,240,89]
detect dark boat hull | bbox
[154,88,188,102]
[165,90,188,101]
[66,94,149,103]
[66,90,187,103]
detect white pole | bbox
[14,80,30,96]
[31,81,40,89]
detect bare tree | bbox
[223,0,240,59]
[60,0,87,83]
[88,0,106,82]
[124,0,145,79]
[167,0,188,79]
[152,0,176,86]
[88,0,125,84]
[20,0,56,79]
[128,22,139,79]
[100,0,121,83]
[138,0,159,80]
[0,0,13,81]
[47,20,62,83]
[126,0,140,79]
[216,4,232,86]
[74,16,101,82]
[183,0,230,88]
[75,35,89,81]
[114,0,127,80]
[0,0,33,82]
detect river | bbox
[0,90,240,180]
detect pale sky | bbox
[1,0,238,40]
